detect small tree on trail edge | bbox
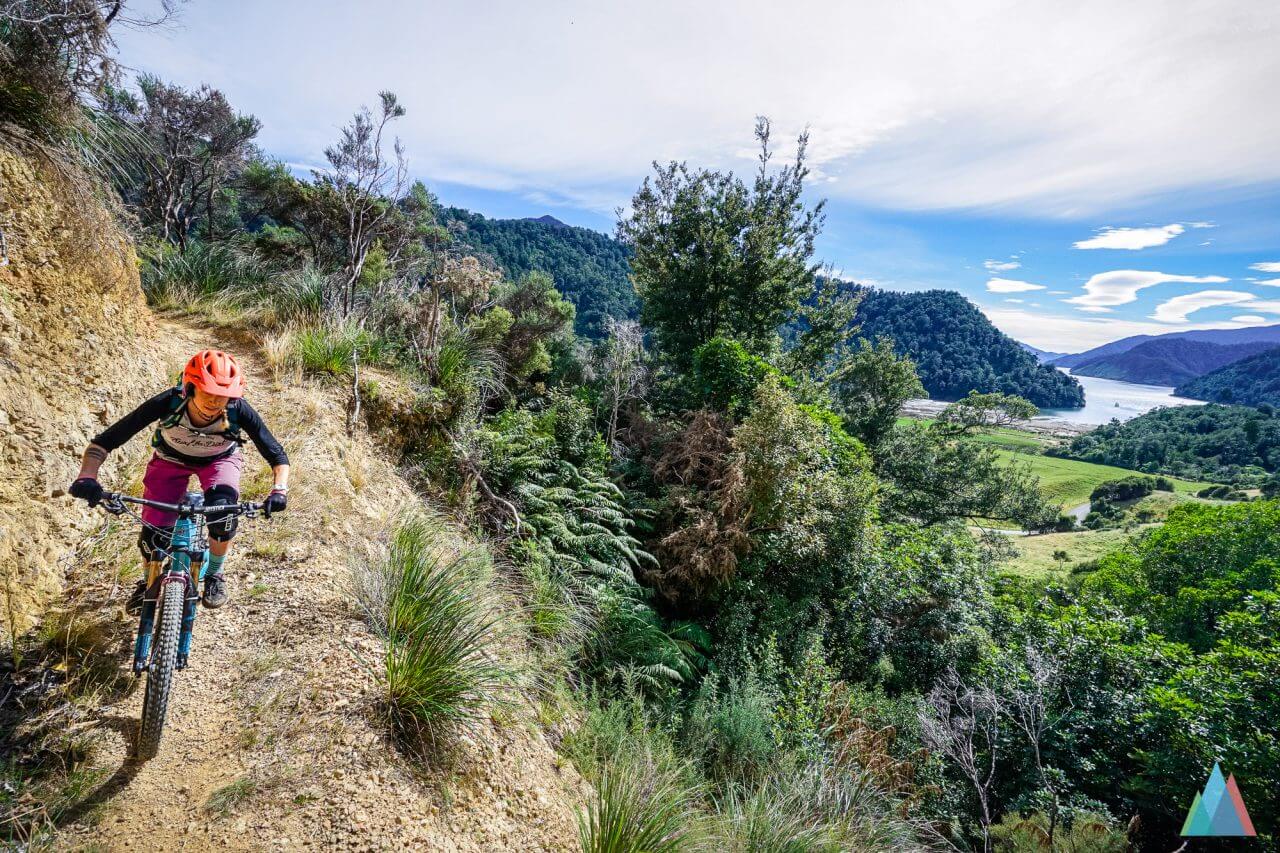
[320,91,409,316]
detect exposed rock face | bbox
[0,144,169,638]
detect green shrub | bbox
[1089,476,1160,504]
[691,336,780,416]
[682,672,777,784]
[353,515,512,749]
[704,761,930,852]
[140,240,268,310]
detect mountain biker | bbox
[68,349,290,610]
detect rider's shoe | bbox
[125,579,146,614]
[202,573,229,609]
[175,653,189,670]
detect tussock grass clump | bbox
[578,757,702,853]
[204,776,258,816]
[350,515,513,750]
[140,240,268,312]
[704,762,936,852]
[293,321,390,377]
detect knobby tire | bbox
[137,581,183,760]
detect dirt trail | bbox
[55,318,584,851]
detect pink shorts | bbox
[140,452,244,527]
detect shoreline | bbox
[900,398,1095,437]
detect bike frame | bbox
[132,491,209,673]
[100,491,261,674]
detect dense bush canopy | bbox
[853,288,1085,408]
[1057,403,1280,485]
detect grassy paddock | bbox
[991,449,1212,509]
[1001,528,1137,579]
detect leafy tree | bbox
[875,421,1057,529]
[106,75,260,249]
[932,391,1038,436]
[0,0,178,134]
[319,91,412,314]
[831,336,925,448]
[618,117,824,374]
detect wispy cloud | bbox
[981,306,1260,352]
[1074,224,1187,250]
[1231,315,1269,324]
[1251,262,1280,273]
[986,278,1044,293]
[984,258,1021,272]
[1150,290,1256,323]
[113,0,1280,218]
[1065,270,1229,309]
[1242,300,1280,315]
[1255,278,1280,287]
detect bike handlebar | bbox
[101,492,264,518]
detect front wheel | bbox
[137,580,183,759]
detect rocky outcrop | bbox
[0,143,169,639]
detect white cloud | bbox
[1150,290,1256,323]
[1075,306,1113,313]
[1066,270,1230,308]
[1242,300,1280,315]
[981,306,1260,352]
[1231,315,1269,324]
[987,277,1045,293]
[1073,224,1185,250]
[1255,278,1280,287]
[1251,262,1280,273]
[984,259,1021,272]
[1005,298,1025,303]
[112,0,1280,217]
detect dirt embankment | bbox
[0,143,170,639]
[2,143,584,850]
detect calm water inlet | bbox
[1037,370,1203,426]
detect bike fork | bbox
[133,598,157,675]
[176,548,207,670]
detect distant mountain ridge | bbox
[854,288,1085,408]
[1069,338,1279,386]
[1176,347,1280,407]
[1051,323,1280,368]
[1019,342,1065,364]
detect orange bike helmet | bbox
[182,349,245,398]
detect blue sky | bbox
[115,0,1280,352]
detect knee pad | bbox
[138,526,175,562]
[204,483,240,542]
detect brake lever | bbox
[102,498,126,516]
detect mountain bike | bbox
[98,490,263,760]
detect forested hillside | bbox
[1177,346,1280,406]
[1070,338,1277,385]
[1056,403,1280,484]
[443,207,635,338]
[853,288,1085,407]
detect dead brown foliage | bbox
[823,682,938,814]
[645,410,752,602]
